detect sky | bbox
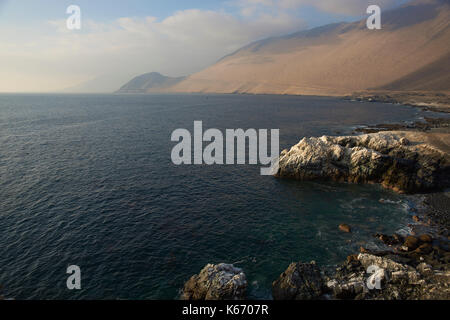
[0,0,406,92]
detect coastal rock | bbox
[276,133,449,193]
[181,263,247,300]
[375,233,403,246]
[328,252,447,299]
[400,137,410,146]
[415,243,433,254]
[357,253,411,273]
[327,275,366,299]
[403,236,420,251]
[274,245,450,300]
[418,234,433,243]
[272,261,324,300]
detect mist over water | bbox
[0,94,437,299]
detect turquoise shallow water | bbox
[0,93,436,299]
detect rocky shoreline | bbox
[353,117,450,135]
[269,196,450,300]
[181,103,450,301]
[345,91,450,114]
[181,196,450,300]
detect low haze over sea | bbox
[0,93,444,299]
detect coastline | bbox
[346,91,450,114]
[272,98,450,299]
[181,94,450,300]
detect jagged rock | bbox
[276,133,449,193]
[181,263,247,300]
[273,246,450,300]
[357,253,411,272]
[327,274,366,299]
[339,224,352,233]
[272,261,324,300]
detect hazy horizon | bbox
[0,0,408,93]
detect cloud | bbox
[237,0,403,15]
[0,8,306,92]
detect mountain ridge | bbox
[119,0,450,96]
[117,72,186,94]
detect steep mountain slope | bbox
[376,52,450,91]
[117,72,185,93]
[168,0,450,96]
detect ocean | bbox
[0,93,438,299]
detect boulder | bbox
[272,262,324,300]
[403,236,420,251]
[276,133,449,193]
[181,263,247,300]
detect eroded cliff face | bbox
[276,132,450,193]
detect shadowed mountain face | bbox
[117,72,185,93]
[164,0,450,96]
[377,52,450,91]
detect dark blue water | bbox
[0,94,436,299]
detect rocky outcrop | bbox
[273,249,449,300]
[276,132,449,193]
[272,219,450,300]
[181,263,247,300]
[272,261,324,300]
[326,251,450,300]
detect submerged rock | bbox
[181,263,247,300]
[272,261,324,300]
[339,224,352,233]
[276,133,449,193]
